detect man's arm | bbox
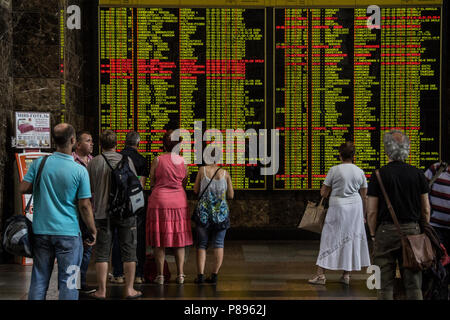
[19,180,33,194]
[78,198,97,246]
[367,196,379,238]
[420,193,431,223]
[139,176,147,188]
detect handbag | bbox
[375,169,434,271]
[297,197,327,234]
[192,167,222,225]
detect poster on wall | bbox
[15,112,51,149]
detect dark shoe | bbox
[125,291,143,300]
[205,273,218,284]
[79,286,97,294]
[194,274,205,284]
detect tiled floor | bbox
[0,240,378,300]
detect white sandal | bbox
[308,275,326,285]
[154,275,164,285]
[176,274,185,284]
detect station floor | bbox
[0,240,378,300]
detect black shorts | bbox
[95,216,137,263]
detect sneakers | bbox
[134,277,144,284]
[176,274,185,284]
[339,275,350,285]
[109,275,125,284]
[154,275,164,285]
[205,273,218,284]
[308,275,326,285]
[194,274,205,284]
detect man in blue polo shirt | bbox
[19,123,97,300]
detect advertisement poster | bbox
[15,112,51,149]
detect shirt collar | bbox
[72,151,93,166]
[54,152,75,160]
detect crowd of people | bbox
[19,124,234,300]
[19,123,449,300]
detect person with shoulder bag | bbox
[192,147,234,284]
[367,130,431,300]
[308,142,370,286]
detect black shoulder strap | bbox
[429,161,448,188]
[198,167,221,200]
[25,155,49,214]
[102,153,116,171]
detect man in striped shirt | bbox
[425,161,450,251]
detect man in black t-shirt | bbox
[111,131,149,284]
[367,130,431,300]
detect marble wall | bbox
[0,0,90,240]
[0,1,12,239]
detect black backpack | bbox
[2,215,34,258]
[102,154,144,219]
[2,155,49,258]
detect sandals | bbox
[154,275,164,285]
[176,274,185,284]
[308,275,326,285]
[125,291,143,300]
[339,274,351,285]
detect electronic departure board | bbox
[99,1,443,191]
[99,7,266,189]
[274,7,442,189]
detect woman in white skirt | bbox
[308,142,371,285]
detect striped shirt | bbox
[425,162,450,229]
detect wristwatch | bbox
[370,235,376,241]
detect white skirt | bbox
[316,195,371,271]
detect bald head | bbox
[52,123,76,149]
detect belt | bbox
[380,220,418,225]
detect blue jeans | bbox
[80,245,92,288]
[196,226,227,250]
[28,235,83,300]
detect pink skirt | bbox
[146,206,193,248]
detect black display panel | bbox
[274,7,441,189]
[100,8,266,189]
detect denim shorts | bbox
[196,225,227,250]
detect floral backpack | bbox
[192,168,230,230]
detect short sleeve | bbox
[23,157,39,183]
[127,156,137,176]
[367,171,380,197]
[418,171,430,194]
[323,166,334,187]
[360,170,368,188]
[77,168,92,199]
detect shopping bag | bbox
[297,197,327,234]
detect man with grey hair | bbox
[367,130,431,300]
[110,131,149,284]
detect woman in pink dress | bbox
[146,130,193,284]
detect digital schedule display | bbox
[99,1,443,191]
[100,7,266,189]
[274,7,441,189]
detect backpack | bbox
[102,154,144,219]
[2,215,34,258]
[2,155,49,258]
[192,168,230,231]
